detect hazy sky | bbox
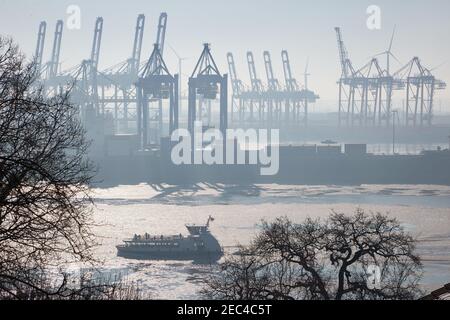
[1,0,449,107]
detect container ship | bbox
[92,134,450,186]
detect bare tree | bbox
[0,36,116,299]
[203,209,423,300]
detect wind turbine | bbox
[302,57,310,121]
[168,44,190,107]
[374,25,401,75]
[430,60,447,72]
[302,57,310,92]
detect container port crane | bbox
[355,58,395,126]
[56,17,104,124]
[100,14,146,131]
[135,13,169,146]
[34,21,46,76]
[226,50,318,128]
[226,52,245,124]
[30,13,446,139]
[335,26,446,127]
[281,50,318,125]
[136,44,179,148]
[335,27,366,127]
[263,51,283,125]
[394,57,446,127]
[80,17,103,119]
[188,43,228,147]
[246,51,265,123]
[44,20,63,96]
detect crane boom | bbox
[247,51,263,93]
[90,17,103,69]
[147,13,168,75]
[227,53,238,84]
[155,13,167,56]
[263,51,280,91]
[47,20,63,79]
[131,14,145,74]
[281,50,298,91]
[335,27,350,78]
[35,21,47,74]
[227,52,243,96]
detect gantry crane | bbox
[147,12,167,74]
[188,43,228,149]
[335,27,367,127]
[90,17,103,71]
[100,14,146,130]
[135,12,169,146]
[263,51,283,125]
[228,50,318,128]
[356,58,387,126]
[281,50,307,125]
[247,51,265,122]
[103,14,145,77]
[335,27,406,127]
[130,14,145,76]
[87,17,103,115]
[65,17,103,122]
[46,20,63,79]
[394,57,446,127]
[281,50,299,92]
[34,21,46,76]
[227,52,246,123]
[137,44,179,148]
[44,20,63,95]
[280,51,319,126]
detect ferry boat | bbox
[116,216,223,262]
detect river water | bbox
[89,184,450,299]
